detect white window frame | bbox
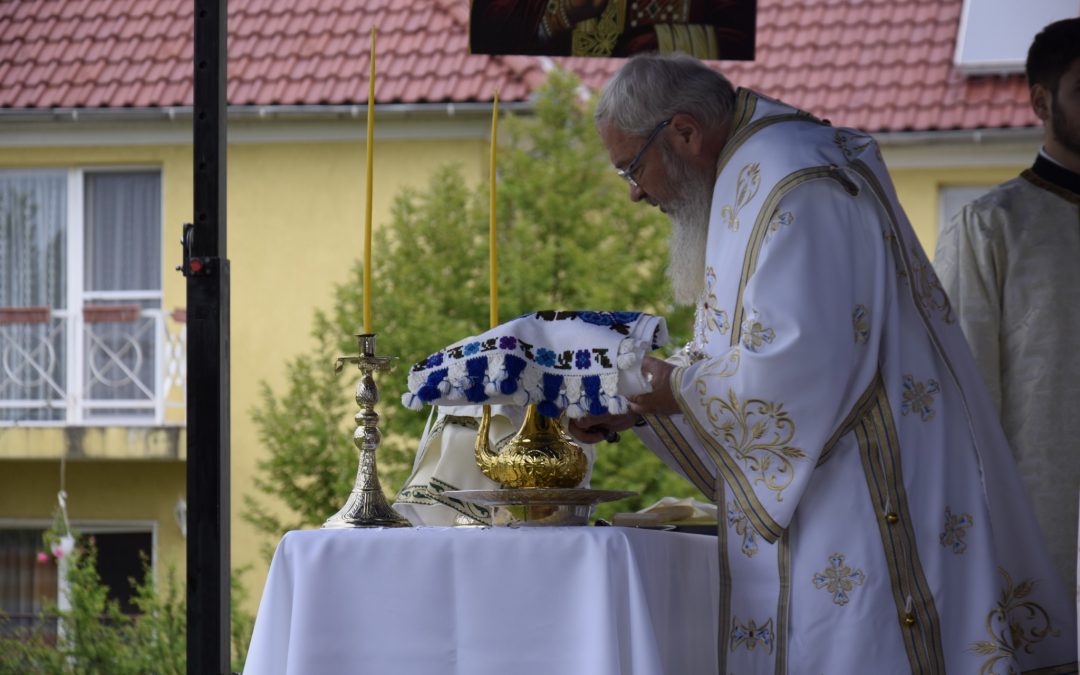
[0,165,173,427]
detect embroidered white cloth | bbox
[401,311,668,418]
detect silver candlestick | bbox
[323,333,411,529]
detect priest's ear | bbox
[1030,83,1052,122]
[668,113,705,155]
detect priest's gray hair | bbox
[594,53,737,137]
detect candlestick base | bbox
[323,333,411,529]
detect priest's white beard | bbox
[662,150,714,306]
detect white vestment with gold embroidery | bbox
[635,90,1078,674]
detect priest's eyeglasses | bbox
[616,118,673,190]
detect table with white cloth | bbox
[243,526,719,675]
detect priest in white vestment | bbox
[574,53,1078,673]
[934,17,1080,596]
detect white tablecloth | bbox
[243,526,719,675]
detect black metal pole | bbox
[186,0,230,672]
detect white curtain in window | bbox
[0,170,67,309]
[0,171,67,422]
[84,172,160,294]
[82,172,161,414]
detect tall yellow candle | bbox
[363,29,376,334]
[489,89,499,329]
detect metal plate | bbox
[443,488,636,507]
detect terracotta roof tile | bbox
[0,0,1052,131]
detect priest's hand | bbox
[568,412,640,444]
[568,357,680,442]
[627,356,680,416]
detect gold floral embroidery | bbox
[812,552,866,606]
[727,501,758,558]
[699,349,741,378]
[763,208,792,243]
[852,304,870,344]
[968,568,1061,675]
[720,162,760,232]
[901,374,941,421]
[908,245,955,324]
[700,267,730,342]
[740,310,775,352]
[834,130,873,161]
[731,616,774,653]
[940,506,973,555]
[697,388,806,501]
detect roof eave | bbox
[874,126,1041,146]
[0,101,536,124]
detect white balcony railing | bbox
[0,306,186,425]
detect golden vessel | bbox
[474,404,588,489]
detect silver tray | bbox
[443,488,636,527]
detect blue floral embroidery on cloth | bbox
[575,349,591,369]
[536,348,557,367]
[531,310,643,336]
[579,311,614,326]
[403,310,668,419]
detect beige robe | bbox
[934,159,1080,593]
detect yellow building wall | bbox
[0,460,186,587]
[0,132,489,615]
[889,165,1023,254]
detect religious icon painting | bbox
[469,0,757,60]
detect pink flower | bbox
[36,552,49,564]
[52,546,64,559]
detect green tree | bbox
[245,69,700,541]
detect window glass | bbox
[0,529,59,640]
[0,171,68,422]
[0,170,67,309]
[939,185,995,237]
[82,171,162,419]
[84,172,161,294]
